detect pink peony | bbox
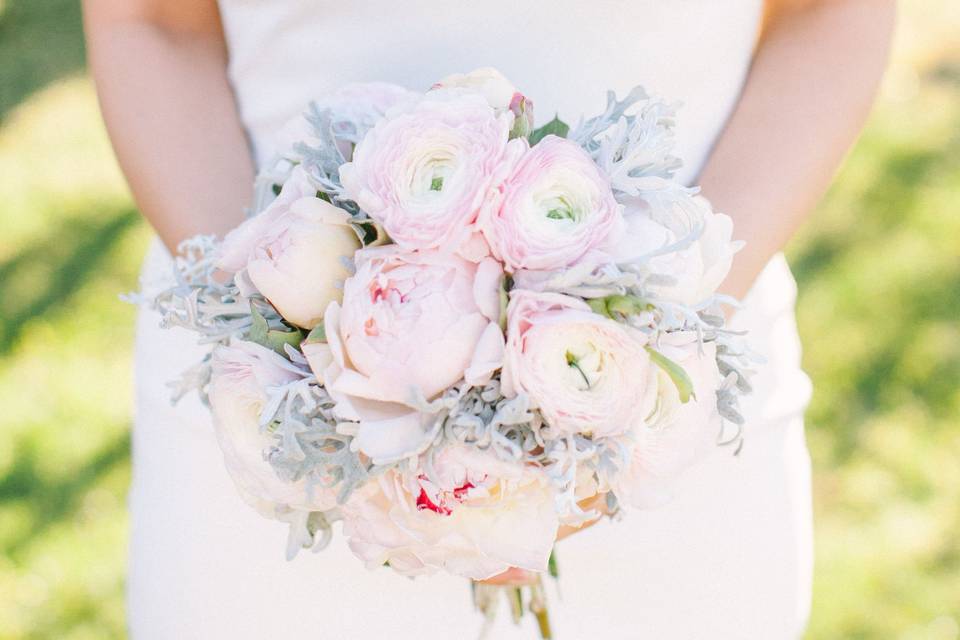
[339,90,521,252]
[217,167,361,329]
[309,246,505,464]
[502,289,657,438]
[341,443,558,579]
[481,135,622,272]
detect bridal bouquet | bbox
[146,68,752,636]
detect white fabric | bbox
[128,2,815,638]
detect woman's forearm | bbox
[700,0,895,298]
[83,1,254,253]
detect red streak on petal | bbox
[416,487,451,515]
[451,482,475,500]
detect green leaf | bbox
[604,294,651,317]
[529,115,570,145]
[304,323,327,344]
[509,587,524,623]
[499,274,512,331]
[547,550,559,579]
[645,345,696,403]
[587,295,651,318]
[587,298,612,317]
[249,302,305,355]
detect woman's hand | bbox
[480,493,610,586]
[83,0,255,253]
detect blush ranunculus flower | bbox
[612,332,723,509]
[431,67,534,138]
[217,166,362,329]
[501,289,657,438]
[341,443,559,579]
[208,339,338,515]
[481,135,623,272]
[339,90,521,252]
[311,246,505,464]
[609,195,741,305]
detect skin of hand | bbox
[85,0,894,586]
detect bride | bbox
[83,1,893,638]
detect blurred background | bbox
[0,1,957,638]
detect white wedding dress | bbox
[129,1,814,638]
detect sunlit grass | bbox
[0,76,147,639]
[790,39,960,637]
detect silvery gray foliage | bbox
[251,99,378,219]
[294,105,358,212]
[152,235,249,345]
[260,374,374,506]
[571,86,682,187]
[145,236,375,505]
[148,235,249,403]
[573,86,707,260]
[280,507,341,561]
[141,236,376,551]
[409,379,605,524]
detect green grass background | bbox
[0,1,958,637]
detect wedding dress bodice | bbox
[217,0,762,186]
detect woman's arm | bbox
[701,0,896,298]
[83,0,254,253]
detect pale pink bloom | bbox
[341,443,559,579]
[216,167,361,329]
[609,195,741,305]
[313,246,505,463]
[208,340,338,515]
[481,135,622,272]
[431,67,534,137]
[613,333,722,508]
[340,91,519,252]
[217,166,317,273]
[502,289,656,438]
